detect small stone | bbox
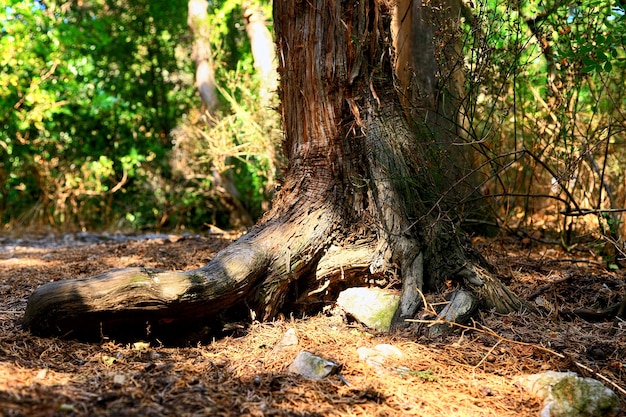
[357,344,403,374]
[113,374,127,385]
[357,347,385,373]
[336,287,400,332]
[36,368,48,379]
[273,328,298,352]
[373,343,403,359]
[288,351,341,379]
[58,404,75,413]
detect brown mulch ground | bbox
[0,232,624,416]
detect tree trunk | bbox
[188,0,218,111]
[243,4,278,106]
[23,0,530,341]
[393,0,486,224]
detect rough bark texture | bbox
[24,0,530,340]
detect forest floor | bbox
[0,231,624,416]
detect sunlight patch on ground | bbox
[0,362,73,390]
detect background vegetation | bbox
[459,0,626,265]
[0,0,279,232]
[1,0,624,264]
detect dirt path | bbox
[0,233,624,416]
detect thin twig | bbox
[522,149,583,214]
[404,149,526,234]
[561,207,626,217]
[473,339,502,371]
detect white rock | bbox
[373,343,403,358]
[336,287,400,331]
[273,328,298,352]
[357,344,403,373]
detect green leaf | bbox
[581,64,598,73]
[581,56,596,66]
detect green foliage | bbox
[0,0,197,230]
[2,0,623,244]
[165,67,281,229]
[164,0,280,230]
[0,0,279,231]
[558,2,626,74]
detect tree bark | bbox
[188,0,218,111]
[24,0,530,340]
[244,4,277,106]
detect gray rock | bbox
[288,351,341,379]
[336,287,400,331]
[429,290,478,337]
[517,371,620,417]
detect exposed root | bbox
[23,241,271,339]
[23,196,342,340]
[470,266,537,314]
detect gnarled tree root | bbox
[23,242,271,340]
[23,209,532,342]
[22,202,374,341]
